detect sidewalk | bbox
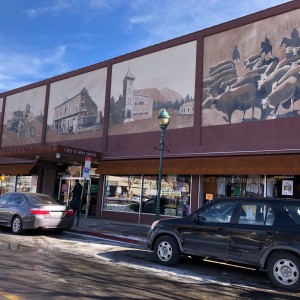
[69,215,151,247]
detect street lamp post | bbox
[155,108,170,220]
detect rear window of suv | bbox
[283,204,300,225]
[238,204,274,226]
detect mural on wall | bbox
[109,42,196,135]
[0,98,2,124]
[202,8,300,126]
[46,68,107,142]
[2,87,46,147]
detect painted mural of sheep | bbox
[203,83,257,124]
[202,27,300,125]
[261,76,300,116]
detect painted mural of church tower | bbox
[123,68,135,121]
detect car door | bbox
[229,201,281,265]
[182,200,236,259]
[0,193,25,225]
[0,193,12,225]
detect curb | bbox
[68,228,145,246]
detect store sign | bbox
[282,180,293,196]
[63,147,97,158]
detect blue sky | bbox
[0,0,292,93]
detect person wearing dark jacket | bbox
[71,179,82,215]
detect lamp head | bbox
[158,108,170,130]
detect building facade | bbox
[0,2,299,224]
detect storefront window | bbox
[0,175,38,195]
[0,175,16,195]
[142,175,191,217]
[204,175,264,202]
[16,176,38,193]
[103,174,191,217]
[103,175,142,212]
[204,175,300,201]
[266,176,295,198]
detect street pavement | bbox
[69,215,151,247]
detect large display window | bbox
[103,174,191,217]
[0,175,38,196]
[204,175,300,201]
[103,175,143,213]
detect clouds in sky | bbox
[0,0,292,92]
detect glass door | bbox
[57,176,99,216]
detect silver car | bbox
[0,192,74,234]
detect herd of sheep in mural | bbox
[202,27,300,125]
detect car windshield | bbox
[27,194,61,205]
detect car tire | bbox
[267,252,300,291]
[11,216,24,235]
[154,236,181,266]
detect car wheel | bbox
[154,236,181,266]
[267,252,300,291]
[11,216,24,235]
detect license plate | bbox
[50,212,63,217]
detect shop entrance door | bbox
[57,176,99,216]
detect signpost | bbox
[77,156,92,226]
[83,156,92,180]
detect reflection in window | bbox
[198,201,235,223]
[9,194,24,205]
[238,203,274,226]
[142,175,191,217]
[284,204,300,225]
[103,174,191,216]
[103,175,142,213]
[16,176,38,193]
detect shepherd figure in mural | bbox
[232,44,240,62]
[280,27,300,48]
[261,37,273,59]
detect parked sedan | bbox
[147,197,300,291]
[0,192,74,234]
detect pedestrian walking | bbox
[71,179,83,215]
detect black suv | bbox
[147,197,300,291]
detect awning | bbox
[0,144,101,166]
[96,154,300,175]
[0,163,36,175]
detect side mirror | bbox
[193,213,206,224]
[193,213,198,222]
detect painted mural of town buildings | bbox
[46,68,107,142]
[7,103,36,138]
[116,68,154,122]
[109,42,196,135]
[52,87,103,134]
[0,98,2,127]
[110,69,193,131]
[2,86,45,147]
[202,8,300,126]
